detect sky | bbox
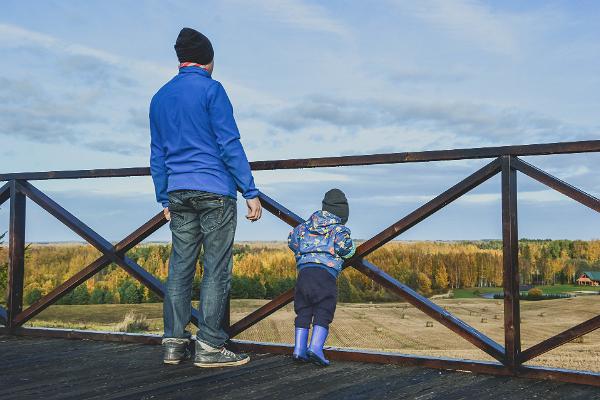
[0,0,599,243]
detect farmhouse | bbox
[576,271,600,286]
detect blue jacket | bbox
[150,66,258,207]
[288,210,356,278]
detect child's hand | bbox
[163,207,171,221]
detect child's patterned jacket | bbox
[287,210,356,277]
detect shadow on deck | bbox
[1,335,599,400]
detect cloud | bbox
[232,0,350,38]
[0,23,154,152]
[354,189,583,207]
[0,76,105,143]
[0,22,281,155]
[84,139,147,156]
[386,67,470,85]
[0,23,127,65]
[259,95,596,146]
[390,0,518,55]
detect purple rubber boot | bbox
[293,327,309,361]
[306,325,330,366]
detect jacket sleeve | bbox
[288,227,299,254]
[149,103,169,208]
[334,227,356,259]
[207,82,259,199]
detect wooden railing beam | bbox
[14,181,200,326]
[0,181,11,206]
[7,181,26,329]
[13,211,168,326]
[231,158,501,337]
[231,160,507,361]
[501,156,521,369]
[512,157,600,213]
[2,140,600,181]
[520,315,600,363]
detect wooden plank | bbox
[0,327,507,375]
[512,157,600,213]
[2,328,599,388]
[516,365,600,388]
[258,192,304,226]
[14,181,200,326]
[13,211,167,326]
[2,140,599,181]
[231,158,502,335]
[7,181,26,329]
[519,315,600,363]
[502,156,521,369]
[0,326,162,345]
[228,289,295,337]
[0,181,10,206]
[0,167,150,182]
[231,340,600,387]
[231,339,511,376]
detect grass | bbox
[451,287,501,298]
[451,284,600,298]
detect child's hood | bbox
[305,210,343,235]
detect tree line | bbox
[0,239,599,306]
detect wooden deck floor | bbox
[1,335,599,400]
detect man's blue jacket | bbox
[150,66,258,207]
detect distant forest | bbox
[1,239,599,305]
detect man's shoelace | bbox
[220,348,238,359]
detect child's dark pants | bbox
[294,267,337,329]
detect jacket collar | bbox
[178,65,211,77]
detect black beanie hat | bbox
[322,189,349,224]
[174,27,214,65]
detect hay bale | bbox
[115,311,149,333]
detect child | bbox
[287,189,356,366]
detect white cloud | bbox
[254,169,351,185]
[0,23,121,64]
[546,165,591,180]
[228,0,350,38]
[0,23,57,47]
[391,0,518,54]
[354,189,590,207]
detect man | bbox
[150,27,262,368]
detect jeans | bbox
[163,190,236,348]
[294,267,337,329]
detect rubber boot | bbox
[306,325,330,366]
[292,327,309,362]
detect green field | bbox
[451,284,600,298]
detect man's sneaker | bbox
[162,338,191,365]
[194,340,250,368]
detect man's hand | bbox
[246,197,262,222]
[163,207,171,221]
